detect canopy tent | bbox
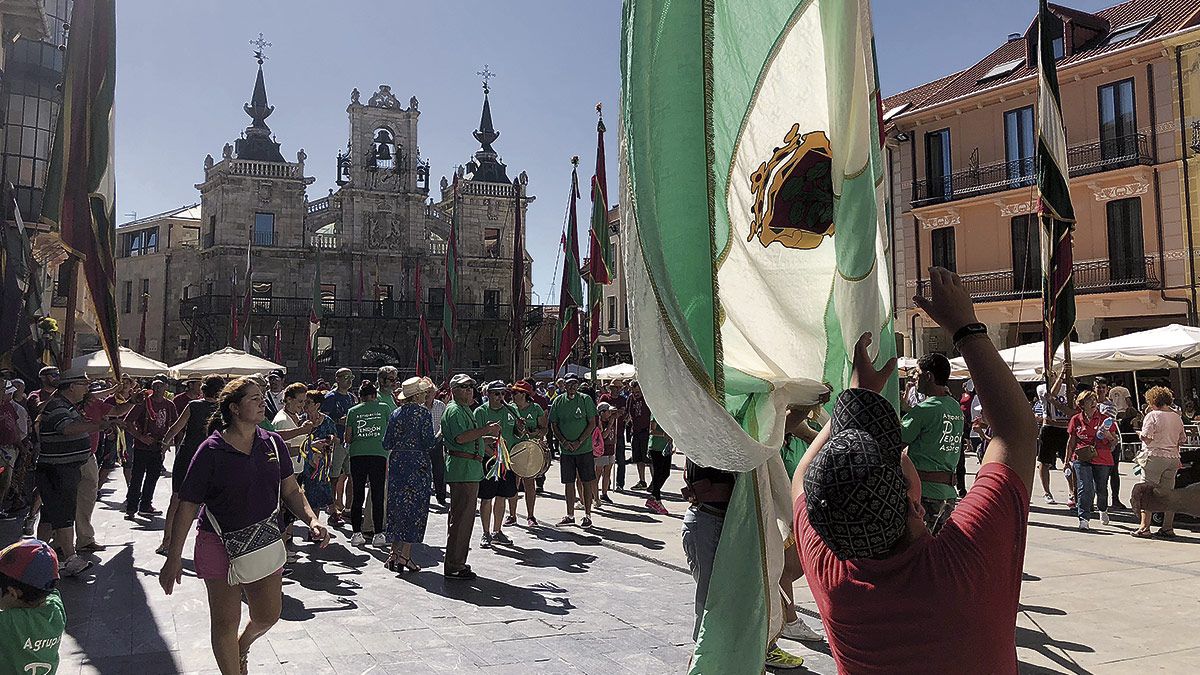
[71,346,169,379]
[169,347,285,379]
[591,363,636,380]
[1068,324,1200,375]
[948,341,1087,382]
[897,357,918,377]
[531,363,589,380]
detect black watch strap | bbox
[953,322,988,345]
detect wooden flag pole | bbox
[60,255,79,368]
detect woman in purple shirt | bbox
[158,378,329,674]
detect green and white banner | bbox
[621,0,895,670]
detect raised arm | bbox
[915,267,1036,496]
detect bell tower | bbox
[338,85,428,195]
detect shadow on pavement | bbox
[489,541,597,573]
[1016,623,1095,675]
[586,524,666,551]
[394,567,575,615]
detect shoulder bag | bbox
[205,436,287,585]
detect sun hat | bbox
[449,373,476,388]
[510,381,535,396]
[397,376,433,402]
[486,380,507,392]
[0,538,59,591]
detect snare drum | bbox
[509,439,551,478]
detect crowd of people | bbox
[0,360,696,673]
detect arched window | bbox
[372,127,395,170]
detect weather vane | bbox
[250,32,272,65]
[477,64,496,94]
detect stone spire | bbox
[464,65,510,184]
[234,34,286,163]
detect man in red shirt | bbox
[123,379,179,519]
[791,268,1036,674]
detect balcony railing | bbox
[309,233,342,250]
[181,294,513,321]
[912,133,1153,207]
[915,256,1159,303]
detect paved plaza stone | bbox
[3,454,1200,674]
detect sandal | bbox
[397,555,421,572]
[1131,528,1153,538]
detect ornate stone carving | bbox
[366,211,404,250]
[296,148,306,173]
[998,200,1037,217]
[204,154,214,170]
[440,176,449,191]
[519,171,528,186]
[222,143,233,160]
[257,181,272,204]
[919,211,960,230]
[1092,181,1149,202]
[410,96,419,111]
[486,198,500,220]
[368,85,400,109]
[351,87,360,105]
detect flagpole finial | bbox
[571,155,580,167]
[477,64,496,94]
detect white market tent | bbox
[532,363,589,380]
[949,341,1091,382]
[71,346,169,379]
[169,347,286,379]
[592,363,636,380]
[1069,324,1200,375]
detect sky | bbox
[114,0,1120,302]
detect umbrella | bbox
[71,346,169,378]
[170,347,286,379]
[532,363,589,380]
[1069,324,1200,375]
[948,341,1086,380]
[592,363,636,380]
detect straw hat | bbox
[397,376,433,402]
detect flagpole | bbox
[59,256,79,367]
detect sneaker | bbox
[556,516,575,527]
[77,542,107,553]
[1043,493,1056,505]
[646,498,670,516]
[123,512,136,521]
[600,494,614,504]
[780,618,823,642]
[1100,511,1111,526]
[445,568,477,581]
[480,533,492,549]
[765,645,805,670]
[1067,499,1076,510]
[350,532,366,546]
[1078,518,1089,531]
[1111,501,1128,510]
[503,515,517,527]
[527,516,539,527]
[60,554,93,577]
[580,517,593,529]
[492,531,512,545]
[631,481,648,491]
[371,534,386,547]
[138,507,162,516]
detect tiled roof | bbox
[883,0,1200,119]
[118,203,201,229]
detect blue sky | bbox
[114,0,1117,301]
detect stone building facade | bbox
[116,61,535,381]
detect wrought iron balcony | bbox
[180,294,514,322]
[915,256,1159,303]
[912,133,1153,207]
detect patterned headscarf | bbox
[804,389,908,561]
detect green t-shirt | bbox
[515,402,545,439]
[549,393,597,453]
[346,400,391,458]
[442,402,483,482]
[0,590,65,675]
[379,392,397,409]
[474,403,520,449]
[900,395,965,500]
[781,436,808,480]
[649,417,669,453]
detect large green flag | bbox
[621,1,895,671]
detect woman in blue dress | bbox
[382,377,435,571]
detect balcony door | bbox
[925,129,952,200]
[1004,107,1035,187]
[1010,215,1041,293]
[1098,79,1136,161]
[931,227,956,273]
[1106,197,1145,282]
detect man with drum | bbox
[508,382,548,526]
[474,381,521,548]
[549,373,598,529]
[442,374,501,580]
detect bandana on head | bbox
[804,389,908,561]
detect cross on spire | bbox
[477,64,496,94]
[250,32,272,65]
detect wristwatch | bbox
[952,322,988,346]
